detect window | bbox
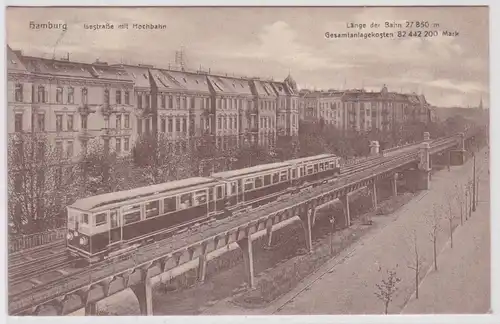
[55,141,63,159]
[190,97,195,109]
[218,117,222,130]
[280,170,288,182]
[137,94,142,109]
[124,114,130,128]
[163,197,177,213]
[14,114,22,132]
[161,119,166,132]
[182,117,187,133]
[233,117,237,129]
[169,96,174,109]
[67,115,73,131]
[56,114,63,132]
[81,88,88,104]
[272,172,280,183]
[145,94,150,109]
[81,115,88,129]
[137,119,142,134]
[319,163,325,171]
[255,177,263,188]
[194,190,207,206]
[124,137,130,151]
[124,91,130,105]
[116,90,122,104]
[115,138,121,153]
[314,164,319,173]
[67,87,74,104]
[56,87,63,103]
[182,97,187,110]
[38,86,46,103]
[145,200,160,218]
[82,213,89,224]
[176,118,181,132]
[180,193,193,209]
[123,204,141,224]
[116,115,122,129]
[244,179,254,191]
[95,213,107,226]
[161,95,166,108]
[81,139,88,155]
[104,89,110,104]
[264,174,271,186]
[15,83,23,102]
[168,118,173,132]
[216,186,224,200]
[66,141,74,158]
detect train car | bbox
[66,177,219,261]
[288,154,341,187]
[211,161,292,210]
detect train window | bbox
[123,205,141,224]
[314,164,319,173]
[272,172,280,183]
[255,177,263,188]
[280,170,288,182]
[194,190,207,205]
[208,188,214,201]
[307,166,314,175]
[300,167,305,177]
[319,163,325,171]
[82,213,89,224]
[330,162,335,169]
[145,200,160,218]
[264,174,271,186]
[180,193,193,209]
[95,213,107,226]
[291,169,297,179]
[216,186,224,199]
[164,197,177,213]
[244,179,254,191]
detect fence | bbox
[9,227,67,254]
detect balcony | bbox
[78,129,94,140]
[78,104,97,115]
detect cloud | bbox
[426,79,486,93]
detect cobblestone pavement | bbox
[203,150,489,315]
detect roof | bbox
[287,154,337,165]
[211,161,291,179]
[21,56,95,78]
[163,70,211,94]
[270,82,288,96]
[89,63,133,82]
[70,177,216,211]
[207,75,253,96]
[7,46,28,72]
[150,68,185,91]
[252,80,278,98]
[120,65,152,88]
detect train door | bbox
[208,187,215,215]
[109,208,122,245]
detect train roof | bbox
[70,177,216,211]
[287,154,338,164]
[211,161,291,179]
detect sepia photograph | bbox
[5,4,491,318]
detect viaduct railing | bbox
[9,228,66,254]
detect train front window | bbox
[145,200,160,218]
[164,197,177,213]
[208,188,214,202]
[82,213,89,224]
[123,204,141,224]
[280,170,288,181]
[95,212,107,226]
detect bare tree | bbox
[8,133,77,234]
[405,229,425,299]
[455,184,465,226]
[374,268,401,314]
[426,203,442,271]
[444,191,457,248]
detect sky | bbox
[6,6,489,108]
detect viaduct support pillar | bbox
[372,181,378,211]
[131,280,153,316]
[391,173,398,197]
[236,236,255,289]
[339,195,351,228]
[298,207,314,253]
[84,302,97,316]
[265,220,273,248]
[198,255,207,283]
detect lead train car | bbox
[67,177,220,261]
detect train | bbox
[67,154,342,261]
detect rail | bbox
[9,228,67,254]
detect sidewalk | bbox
[203,151,489,315]
[401,165,490,314]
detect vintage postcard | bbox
[5,5,491,318]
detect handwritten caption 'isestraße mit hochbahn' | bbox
[325,20,460,40]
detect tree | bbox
[79,139,119,195]
[8,133,77,234]
[426,203,442,271]
[405,229,425,299]
[374,268,401,314]
[444,191,457,248]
